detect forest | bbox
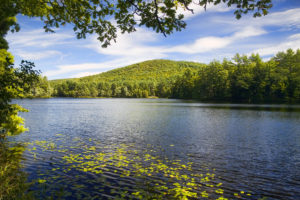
[28,48,300,103]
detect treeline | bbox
[25,76,52,98]
[172,49,300,102]
[48,60,203,98]
[53,81,172,98]
[28,49,300,103]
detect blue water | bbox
[13,98,300,199]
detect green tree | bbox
[172,68,196,99]
[0,0,274,136]
[0,52,39,138]
[273,49,300,101]
[2,0,273,47]
[26,76,52,98]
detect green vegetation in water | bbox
[0,141,33,200]
[21,135,253,200]
[27,49,300,103]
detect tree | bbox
[2,0,273,47]
[0,53,40,138]
[0,0,273,136]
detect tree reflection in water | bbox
[0,139,33,200]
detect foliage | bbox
[50,59,204,98]
[0,1,41,138]
[0,49,40,138]
[25,76,52,98]
[0,142,33,200]
[46,49,300,103]
[172,49,300,102]
[0,0,274,136]
[0,1,275,199]
[3,0,273,47]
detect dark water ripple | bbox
[11,98,300,199]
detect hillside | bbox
[50,59,204,84]
[49,59,205,98]
[30,49,300,102]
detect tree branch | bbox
[154,0,166,37]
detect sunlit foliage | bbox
[48,49,300,103]
[172,50,300,102]
[50,60,202,98]
[0,50,39,138]
[3,0,272,47]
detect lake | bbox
[11,98,300,199]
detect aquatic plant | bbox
[22,135,253,199]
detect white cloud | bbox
[86,28,166,57]
[255,8,300,28]
[72,71,103,78]
[215,8,300,30]
[86,24,266,57]
[232,26,266,38]
[174,2,232,20]
[10,7,300,79]
[166,26,266,54]
[44,56,161,79]
[6,29,73,48]
[15,50,61,60]
[48,24,267,79]
[289,33,300,40]
[167,36,231,54]
[252,33,300,56]
[6,28,73,61]
[44,62,111,77]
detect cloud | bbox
[167,36,231,54]
[134,1,231,22]
[47,24,267,79]
[232,26,266,38]
[177,2,232,19]
[44,62,112,78]
[86,28,166,57]
[6,29,73,48]
[72,71,103,78]
[252,33,300,56]
[166,26,266,54]
[254,8,300,28]
[44,56,161,79]
[6,28,73,61]
[15,50,61,60]
[86,24,266,56]
[214,8,300,30]
[11,7,300,79]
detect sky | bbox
[6,0,300,80]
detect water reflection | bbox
[11,98,300,199]
[0,140,32,200]
[23,136,252,199]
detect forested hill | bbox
[29,49,300,103]
[49,60,205,98]
[51,59,203,84]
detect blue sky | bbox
[6,0,300,80]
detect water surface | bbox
[13,98,300,199]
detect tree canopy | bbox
[0,0,273,137]
[2,0,273,47]
[33,49,298,103]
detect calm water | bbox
[12,98,300,199]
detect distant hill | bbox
[50,59,204,84]
[49,59,205,98]
[30,49,300,102]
